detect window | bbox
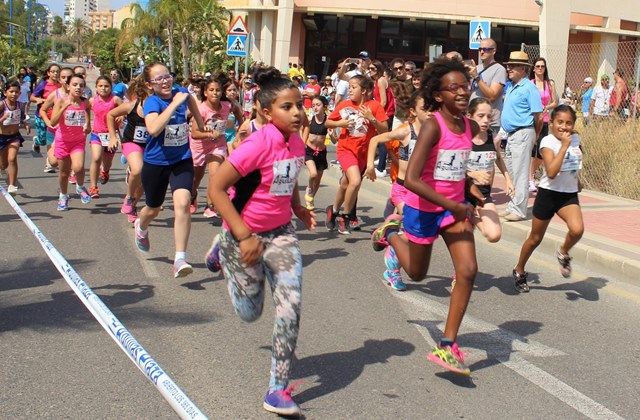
[426,21,448,38]
[380,18,400,36]
[449,23,467,39]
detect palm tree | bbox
[148,0,181,74]
[68,17,88,60]
[186,0,231,74]
[116,3,164,64]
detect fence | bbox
[522,41,640,201]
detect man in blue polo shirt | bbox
[501,51,543,221]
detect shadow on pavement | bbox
[530,276,608,301]
[0,257,87,292]
[288,338,415,404]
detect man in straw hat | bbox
[500,51,544,222]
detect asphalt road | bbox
[1,113,639,418]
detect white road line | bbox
[394,290,623,420]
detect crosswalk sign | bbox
[227,34,247,57]
[469,20,491,49]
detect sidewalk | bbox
[324,146,640,283]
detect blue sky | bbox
[42,1,145,17]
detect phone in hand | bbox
[463,59,476,67]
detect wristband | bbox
[238,233,253,242]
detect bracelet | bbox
[237,233,253,242]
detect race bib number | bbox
[133,126,149,143]
[208,119,228,134]
[560,146,583,172]
[466,151,496,171]
[339,107,368,138]
[3,109,21,126]
[64,110,86,127]
[433,149,470,181]
[269,157,304,196]
[164,123,188,147]
[98,133,111,147]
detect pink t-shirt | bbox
[225,123,305,233]
[404,111,472,212]
[92,94,115,133]
[194,101,231,149]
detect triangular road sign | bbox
[229,16,248,35]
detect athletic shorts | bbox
[34,116,49,145]
[54,137,85,160]
[532,122,549,159]
[305,145,328,171]
[391,179,409,207]
[190,138,227,167]
[402,204,458,245]
[122,141,145,159]
[45,128,56,145]
[0,133,24,150]
[465,184,493,207]
[141,158,194,208]
[532,187,580,220]
[89,133,115,156]
[336,148,366,173]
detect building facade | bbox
[64,0,98,24]
[88,10,114,32]
[222,0,640,89]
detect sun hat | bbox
[504,51,532,66]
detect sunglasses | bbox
[479,47,495,52]
[368,67,377,71]
[534,65,546,68]
[393,66,404,71]
[439,82,472,93]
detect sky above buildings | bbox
[42,0,145,17]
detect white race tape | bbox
[1,185,207,419]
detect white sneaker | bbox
[375,169,388,178]
[7,185,18,196]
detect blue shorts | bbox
[402,204,457,245]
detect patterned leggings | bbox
[219,223,302,392]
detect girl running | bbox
[223,79,243,156]
[365,90,431,291]
[208,66,315,417]
[190,74,243,217]
[325,74,388,234]
[39,67,74,174]
[465,97,514,243]
[303,95,336,210]
[0,81,30,195]
[133,63,208,278]
[370,58,480,375]
[31,64,61,170]
[49,72,92,210]
[513,105,583,292]
[107,75,150,222]
[89,76,123,198]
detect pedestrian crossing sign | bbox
[469,20,491,49]
[227,34,247,57]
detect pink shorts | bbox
[54,138,86,160]
[391,180,408,207]
[190,138,227,167]
[122,142,144,159]
[336,149,366,173]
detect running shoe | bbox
[384,245,400,271]
[205,234,221,273]
[134,219,150,252]
[513,269,530,293]
[337,215,351,235]
[427,343,471,376]
[383,269,407,291]
[121,154,127,165]
[77,186,91,204]
[325,205,337,231]
[99,169,110,185]
[44,162,56,173]
[371,214,402,252]
[173,259,193,278]
[189,195,197,214]
[350,217,362,231]
[203,206,219,218]
[68,173,77,184]
[32,139,40,153]
[121,196,136,215]
[89,187,100,199]
[7,185,18,196]
[127,206,138,223]
[57,195,69,211]
[556,249,572,278]
[263,384,301,417]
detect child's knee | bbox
[569,224,584,239]
[456,261,478,280]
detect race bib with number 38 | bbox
[133,126,149,144]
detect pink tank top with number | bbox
[404,111,472,212]
[54,100,87,144]
[195,101,231,147]
[92,94,115,133]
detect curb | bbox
[322,155,639,284]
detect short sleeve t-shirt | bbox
[470,62,507,127]
[303,83,321,109]
[581,88,593,114]
[226,123,306,233]
[538,133,582,193]
[112,82,127,99]
[143,87,191,165]
[592,85,612,116]
[329,99,387,157]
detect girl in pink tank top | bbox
[371,58,483,376]
[89,76,123,198]
[49,73,92,210]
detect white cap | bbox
[584,77,593,83]
[205,72,211,77]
